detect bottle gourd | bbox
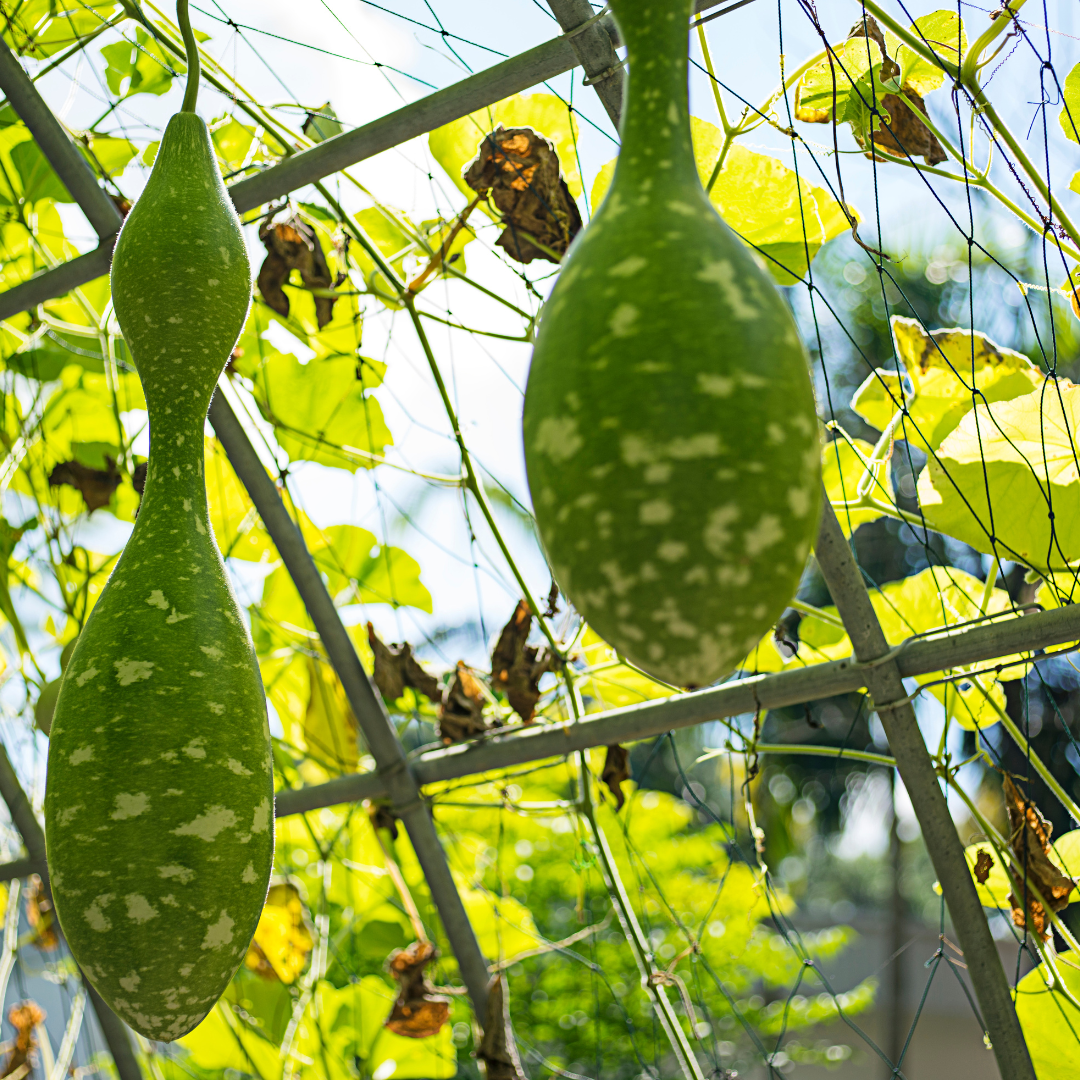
[523,0,822,687]
[44,6,273,1042]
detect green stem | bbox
[176,0,200,113]
[860,0,959,78]
[702,743,897,768]
[787,598,846,629]
[961,0,1029,85]
[695,24,731,135]
[576,753,705,1080]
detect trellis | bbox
[0,3,1071,1079]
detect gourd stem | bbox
[176,0,200,113]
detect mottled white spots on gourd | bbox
[523,0,821,686]
[45,110,273,1043]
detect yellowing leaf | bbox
[794,36,884,126]
[892,11,966,97]
[1062,61,1080,144]
[314,525,433,612]
[245,882,314,983]
[204,438,275,563]
[917,380,1080,569]
[823,436,892,537]
[211,116,256,173]
[576,626,675,711]
[429,92,582,201]
[304,654,360,772]
[1016,951,1080,1078]
[852,316,1042,451]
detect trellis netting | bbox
[1,0,1080,1078]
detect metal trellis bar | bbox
[544,0,625,126]
[0,746,143,1080]
[0,0,736,321]
[813,499,1037,1080]
[206,391,493,1019]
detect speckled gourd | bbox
[44,108,273,1042]
[523,0,822,686]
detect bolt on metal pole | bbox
[0,37,123,240]
[207,390,492,1019]
[814,498,1036,1080]
[0,746,143,1080]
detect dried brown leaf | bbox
[464,126,582,264]
[973,848,994,885]
[368,623,442,703]
[490,599,558,724]
[477,974,527,1080]
[437,661,489,744]
[601,744,630,811]
[1004,775,1075,939]
[257,213,336,328]
[25,876,57,952]
[48,458,121,513]
[369,802,399,842]
[1,1001,44,1080]
[385,941,450,1039]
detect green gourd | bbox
[44,8,273,1042]
[523,0,822,687]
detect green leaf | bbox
[823,436,892,537]
[429,92,582,201]
[1016,951,1080,1078]
[957,841,1012,909]
[851,316,1043,451]
[916,381,1080,569]
[204,437,275,563]
[1062,62,1080,144]
[100,28,178,99]
[211,116,256,173]
[251,350,392,473]
[11,140,71,204]
[302,102,343,144]
[79,133,138,178]
[795,35,887,127]
[892,11,967,96]
[3,0,120,60]
[314,524,433,612]
[180,1002,284,1077]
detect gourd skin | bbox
[523,0,821,686]
[44,112,273,1042]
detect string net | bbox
[0,0,1079,1078]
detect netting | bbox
[3,0,1080,1078]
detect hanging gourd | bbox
[523,0,822,687]
[44,2,273,1042]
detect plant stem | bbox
[176,0,199,113]
[575,752,705,1080]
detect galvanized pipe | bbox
[814,499,1036,1080]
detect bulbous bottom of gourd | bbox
[524,196,822,687]
[44,520,274,1041]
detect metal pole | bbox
[0,37,123,240]
[0,0,734,322]
[206,391,492,1019]
[814,499,1036,1080]
[544,0,625,127]
[0,747,143,1080]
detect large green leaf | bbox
[10,140,70,204]
[79,133,138,178]
[314,524,433,612]
[917,381,1080,568]
[795,35,888,128]
[252,350,392,473]
[2,0,119,59]
[100,27,179,99]
[890,11,967,96]
[211,116,256,173]
[429,92,583,201]
[204,437,275,563]
[852,316,1043,450]
[1016,951,1080,1079]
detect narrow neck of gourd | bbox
[141,404,210,515]
[610,0,697,190]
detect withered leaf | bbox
[25,876,58,952]
[385,941,450,1039]
[1,1001,44,1080]
[849,17,946,166]
[48,458,121,512]
[437,661,490,745]
[601,744,630,811]
[368,623,442,703]
[1003,775,1075,940]
[477,973,527,1080]
[258,213,336,328]
[973,848,994,885]
[369,801,399,842]
[490,599,558,724]
[464,126,582,264]
[244,882,315,984]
